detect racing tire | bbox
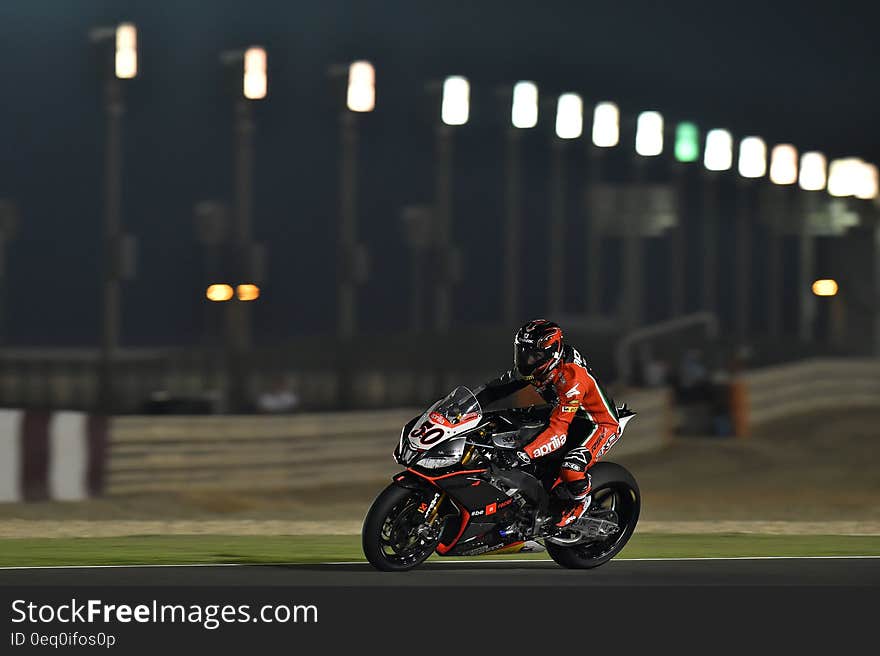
[545,461,641,569]
[362,483,440,572]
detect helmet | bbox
[514,319,564,384]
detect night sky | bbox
[1,0,878,346]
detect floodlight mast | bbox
[549,93,582,314]
[504,81,538,322]
[337,61,376,341]
[733,136,767,339]
[434,76,470,333]
[669,122,701,317]
[701,129,732,316]
[586,102,619,316]
[90,22,139,414]
[796,151,827,342]
[218,45,268,412]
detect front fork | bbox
[421,444,476,528]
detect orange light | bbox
[206,284,234,302]
[811,279,838,297]
[236,284,260,301]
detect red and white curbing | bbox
[0,410,106,502]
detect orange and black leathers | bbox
[475,345,620,498]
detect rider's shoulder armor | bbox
[562,344,589,370]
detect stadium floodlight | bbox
[737,136,767,178]
[511,81,538,129]
[798,151,827,191]
[827,157,861,197]
[674,122,699,162]
[769,144,798,185]
[555,93,583,139]
[592,102,619,147]
[635,111,663,156]
[811,279,838,297]
[346,61,375,112]
[243,47,267,100]
[115,23,137,79]
[441,76,469,126]
[236,284,261,301]
[704,129,733,171]
[206,284,234,302]
[855,162,878,200]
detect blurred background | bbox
[0,1,877,536]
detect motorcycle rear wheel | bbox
[545,461,640,569]
[362,484,442,572]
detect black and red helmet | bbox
[514,319,564,384]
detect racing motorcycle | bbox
[362,386,640,571]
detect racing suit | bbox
[474,344,621,505]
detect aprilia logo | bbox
[532,433,566,458]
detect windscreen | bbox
[430,386,481,426]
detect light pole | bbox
[734,136,767,339]
[433,76,468,333]
[587,101,619,316]
[624,110,664,329]
[503,81,538,323]
[220,46,267,412]
[334,61,374,339]
[821,157,876,347]
[701,128,733,316]
[549,92,583,316]
[671,121,701,317]
[796,151,828,342]
[0,200,18,345]
[401,205,434,331]
[762,144,798,339]
[89,22,138,415]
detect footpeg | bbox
[573,516,619,539]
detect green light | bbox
[675,122,700,162]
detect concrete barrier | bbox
[105,387,673,496]
[742,358,880,430]
[608,386,674,457]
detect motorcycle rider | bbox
[475,319,621,529]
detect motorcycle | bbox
[362,385,640,571]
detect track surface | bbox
[2,557,878,586]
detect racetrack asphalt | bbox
[2,557,878,586]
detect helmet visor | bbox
[515,342,551,377]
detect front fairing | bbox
[394,386,482,468]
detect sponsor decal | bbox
[562,404,579,413]
[596,431,621,459]
[565,383,581,398]
[485,502,497,515]
[498,498,513,509]
[462,543,503,556]
[531,433,566,458]
[424,493,440,516]
[471,509,484,517]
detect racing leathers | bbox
[474,344,621,523]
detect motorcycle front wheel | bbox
[545,461,641,569]
[362,484,443,572]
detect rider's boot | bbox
[555,494,591,529]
